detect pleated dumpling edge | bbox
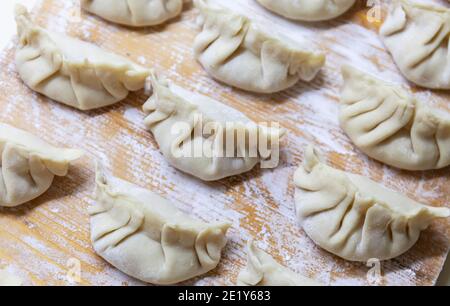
[15,4,151,110]
[81,0,183,27]
[340,65,450,171]
[256,0,356,22]
[237,240,323,286]
[380,0,450,89]
[294,145,449,262]
[193,0,325,93]
[143,73,286,181]
[0,123,83,207]
[90,163,230,284]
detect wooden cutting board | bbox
[0,0,449,286]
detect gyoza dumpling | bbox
[380,0,450,89]
[15,5,151,110]
[90,164,230,284]
[256,0,356,21]
[143,74,285,181]
[340,65,450,171]
[193,0,325,94]
[81,0,183,27]
[0,270,22,286]
[294,146,450,262]
[0,123,83,207]
[237,240,322,286]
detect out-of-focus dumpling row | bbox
[0,123,82,208]
[256,0,356,21]
[81,0,183,27]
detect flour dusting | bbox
[0,0,448,286]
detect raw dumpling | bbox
[81,0,183,27]
[90,164,230,284]
[193,0,325,93]
[0,270,22,286]
[143,74,285,181]
[340,65,450,171]
[380,0,450,89]
[0,123,83,208]
[294,145,450,262]
[256,0,356,21]
[237,240,322,286]
[15,5,151,110]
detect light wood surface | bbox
[0,0,449,286]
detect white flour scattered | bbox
[0,0,448,286]
[137,56,147,65]
[123,106,144,124]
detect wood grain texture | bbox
[0,0,449,286]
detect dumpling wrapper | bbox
[143,74,286,181]
[90,164,230,284]
[15,5,151,110]
[193,0,325,94]
[0,270,23,286]
[81,0,183,27]
[0,123,83,207]
[256,0,356,22]
[294,145,450,262]
[340,65,450,171]
[237,240,322,286]
[380,0,450,89]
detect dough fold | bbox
[380,0,450,89]
[15,5,151,110]
[237,240,322,286]
[193,0,325,93]
[143,74,285,181]
[256,0,356,22]
[81,0,183,27]
[0,123,83,207]
[90,164,230,284]
[294,145,450,262]
[0,270,23,286]
[340,65,450,171]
